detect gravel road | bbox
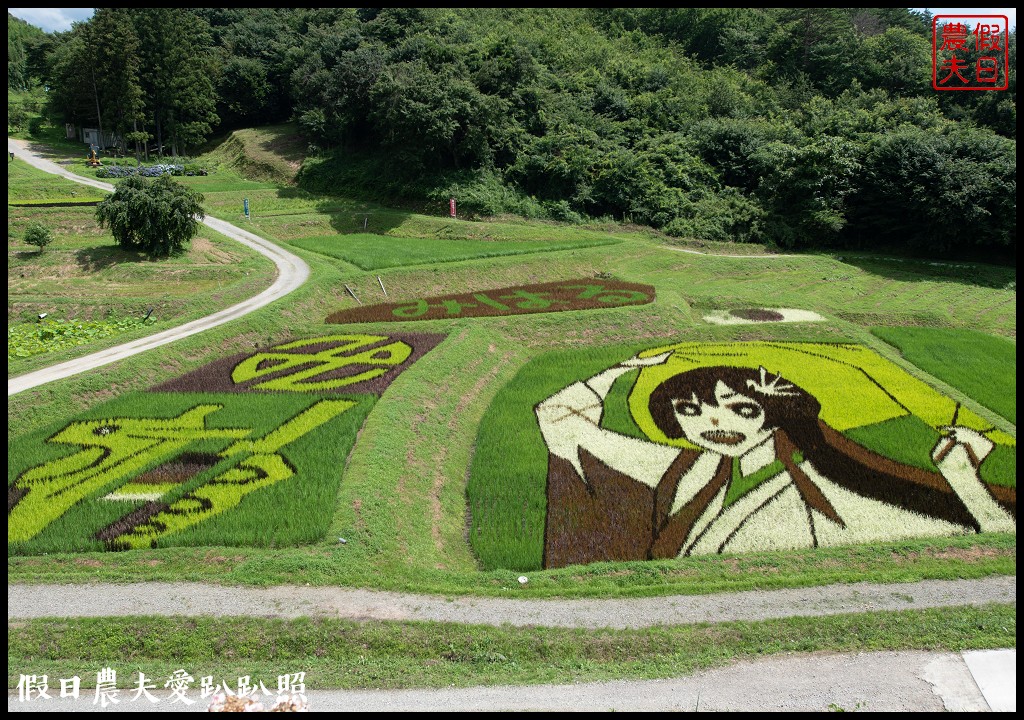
[7,138,309,396]
[6,575,1016,627]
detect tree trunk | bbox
[133,118,141,165]
[156,112,163,158]
[91,66,104,151]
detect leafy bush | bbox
[430,171,546,219]
[23,222,54,252]
[27,116,46,136]
[95,175,206,257]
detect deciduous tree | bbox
[95,175,205,257]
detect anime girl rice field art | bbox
[535,342,1015,569]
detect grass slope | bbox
[7,203,275,377]
[8,604,1015,691]
[7,158,106,203]
[200,124,306,186]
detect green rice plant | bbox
[287,233,619,270]
[468,343,650,571]
[469,342,1016,572]
[8,392,375,554]
[871,327,1016,424]
[624,342,1001,447]
[8,131,1017,597]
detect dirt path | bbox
[7,137,310,397]
[6,576,1015,627]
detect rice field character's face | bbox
[671,380,774,457]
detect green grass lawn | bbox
[871,327,1016,424]
[288,232,619,270]
[7,158,106,203]
[8,603,1015,691]
[7,203,276,377]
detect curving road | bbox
[7,137,310,396]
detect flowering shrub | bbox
[96,163,209,178]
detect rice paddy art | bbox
[8,393,374,552]
[154,333,445,394]
[469,341,1015,571]
[702,308,824,325]
[325,279,655,324]
[9,332,446,553]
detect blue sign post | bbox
[243,198,250,220]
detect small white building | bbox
[79,127,121,149]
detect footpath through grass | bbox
[7,162,276,377]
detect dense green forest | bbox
[8,8,1017,258]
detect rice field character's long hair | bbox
[648,366,1000,529]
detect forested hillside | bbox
[9,8,1017,257]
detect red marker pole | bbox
[449,197,456,218]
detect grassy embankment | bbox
[8,604,1015,690]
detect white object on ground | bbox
[702,308,824,325]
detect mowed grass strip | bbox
[7,604,1015,690]
[871,327,1016,425]
[287,233,619,270]
[6,158,106,203]
[6,533,1016,597]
